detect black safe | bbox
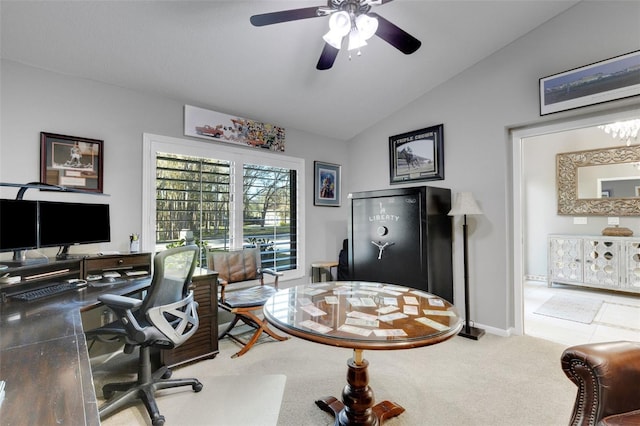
[347,186,453,303]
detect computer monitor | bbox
[0,199,39,253]
[38,201,111,259]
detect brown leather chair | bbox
[561,341,640,426]
[208,247,288,358]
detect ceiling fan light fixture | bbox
[347,29,367,51]
[323,10,351,49]
[355,14,378,40]
[323,30,345,49]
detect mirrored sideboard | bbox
[548,234,640,294]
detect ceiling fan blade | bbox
[369,12,421,54]
[316,43,340,70]
[250,7,321,26]
[364,0,395,5]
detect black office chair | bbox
[86,246,202,426]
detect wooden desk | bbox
[0,277,150,426]
[0,256,219,426]
[263,281,462,425]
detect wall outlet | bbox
[573,217,587,225]
[608,217,620,225]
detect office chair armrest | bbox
[99,294,143,311]
[260,268,283,289]
[98,294,148,343]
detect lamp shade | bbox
[448,192,483,216]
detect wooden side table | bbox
[161,269,219,368]
[311,261,338,282]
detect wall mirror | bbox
[557,144,640,215]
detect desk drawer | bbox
[84,253,152,273]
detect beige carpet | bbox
[95,332,577,426]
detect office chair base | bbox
[99,347,203,426]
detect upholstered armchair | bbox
[561,340,640,426]
[208,247,288,357]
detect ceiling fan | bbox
[250,0,421,70]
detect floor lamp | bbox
[448,192,485,340]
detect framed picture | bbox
[389,124,444,184]
[184,105,286,152]
[314,161,341,206]
[539,50,640,115]
[40,132,103,193]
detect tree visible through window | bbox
[155,153,297,271]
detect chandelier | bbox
[598,118,640,146]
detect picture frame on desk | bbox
[40,132,104,193]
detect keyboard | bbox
[11,282,83,301]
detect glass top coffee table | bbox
[263,281,462,425]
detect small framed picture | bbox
[314,161,341,207]
[389,124,444,184]
[40,132,103,193]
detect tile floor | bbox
[524,280,640,346]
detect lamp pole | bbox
[458,213,485,340]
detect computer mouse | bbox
[105,277,116,283]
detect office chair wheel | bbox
[161,369,172,379]
[193,381,203,392]
[103,389,115,400]
[151,414,165,426]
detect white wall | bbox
[0,61,349,284]
[347,1,640,332]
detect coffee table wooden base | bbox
[315,351,405,426]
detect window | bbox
[143,134,305,280]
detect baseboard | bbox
[525,274,547,282]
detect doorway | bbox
[512,107,640,344]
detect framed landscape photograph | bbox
[40,132,103,193]
[389,124,444,184]
[540,50,640,115]
[314,161,341,206]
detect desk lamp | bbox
[448,192,485,340]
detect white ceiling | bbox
[1,0,579,141]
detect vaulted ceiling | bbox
[1,1,579,140]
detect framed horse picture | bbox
[389,124,444,184]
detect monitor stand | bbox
[55,245,84,261]
[55,245,71,261]
[1,250,49,267]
